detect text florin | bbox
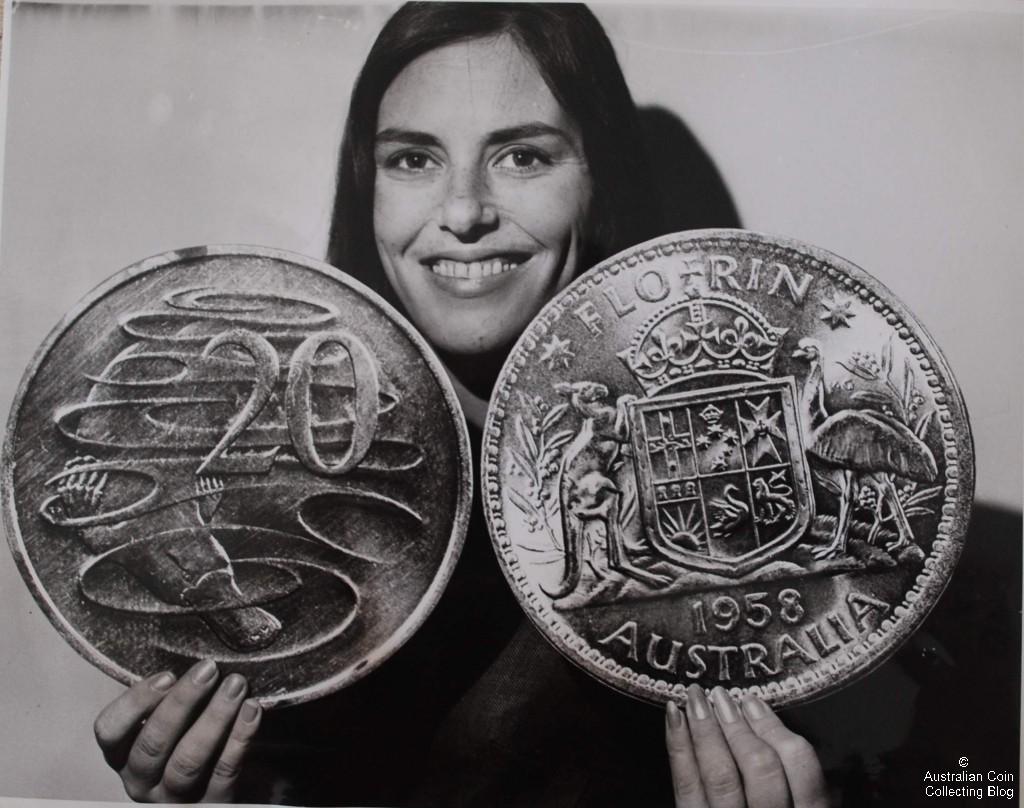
[572,247,814,337]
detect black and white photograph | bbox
[0,1,1020,805]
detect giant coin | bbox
[483,230,972,707]
[3,246,470,707]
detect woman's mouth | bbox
[428,258,522,279]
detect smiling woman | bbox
[371,34,592,354]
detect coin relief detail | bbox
[483,230,972,707]
[3,247,470,707]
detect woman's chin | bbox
[427,325,514,357]
[417,305,533,356]
[409,289,543,355]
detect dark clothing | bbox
[791,503,1022,808]
[238,440,1021,808]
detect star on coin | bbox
[820,295,856,328]
[739,397,785,464]
[539,334,575,370]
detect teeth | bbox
[430,259,519,279]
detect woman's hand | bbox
[665,684,828,808]
[93,659,261,802]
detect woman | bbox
[91,4,826,806]
[328,1,665,402]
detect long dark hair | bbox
[326,1,663,305]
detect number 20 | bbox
[197,328,379,477]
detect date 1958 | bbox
[596,588,892,684]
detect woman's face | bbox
[373,34,592,355]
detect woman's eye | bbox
[385,151,438,173]
[495,148,551,173]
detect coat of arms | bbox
[620,296,812,578]
[629,379,811,577]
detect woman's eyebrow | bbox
[485,123,573,145]
[375,128,440,147]
[375,123,574,149]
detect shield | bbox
[628,376,813,577]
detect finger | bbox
[742,696,829,808]
[710,688,788,808]
[160,672,249,799]
[204,698,263,802]
[665,701,709,808]
[94,671,177,771]
[685,685,744,808]
[123,659,220,794]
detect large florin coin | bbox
[3,246,470,707]
[483,230,972,707]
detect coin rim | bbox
[1,244,472,708]
[482,228,975,708]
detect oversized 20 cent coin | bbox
[3,245,470,707]
[483,230,972,707]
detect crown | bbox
[617,294,788,396]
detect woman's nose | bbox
[439,167,498,240]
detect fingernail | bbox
[241,699,261,723]
[666,700,683,728]
[711,687,739,723]
[742,695,768,720]
[192,659,218,684]
[150,671,176,691]
[220,673,246,700]
[686,684,709,720]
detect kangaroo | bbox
[544,381,670,599]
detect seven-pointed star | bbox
[739,397,785,464]
[539,334,575,370]
[820,295,856,328]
